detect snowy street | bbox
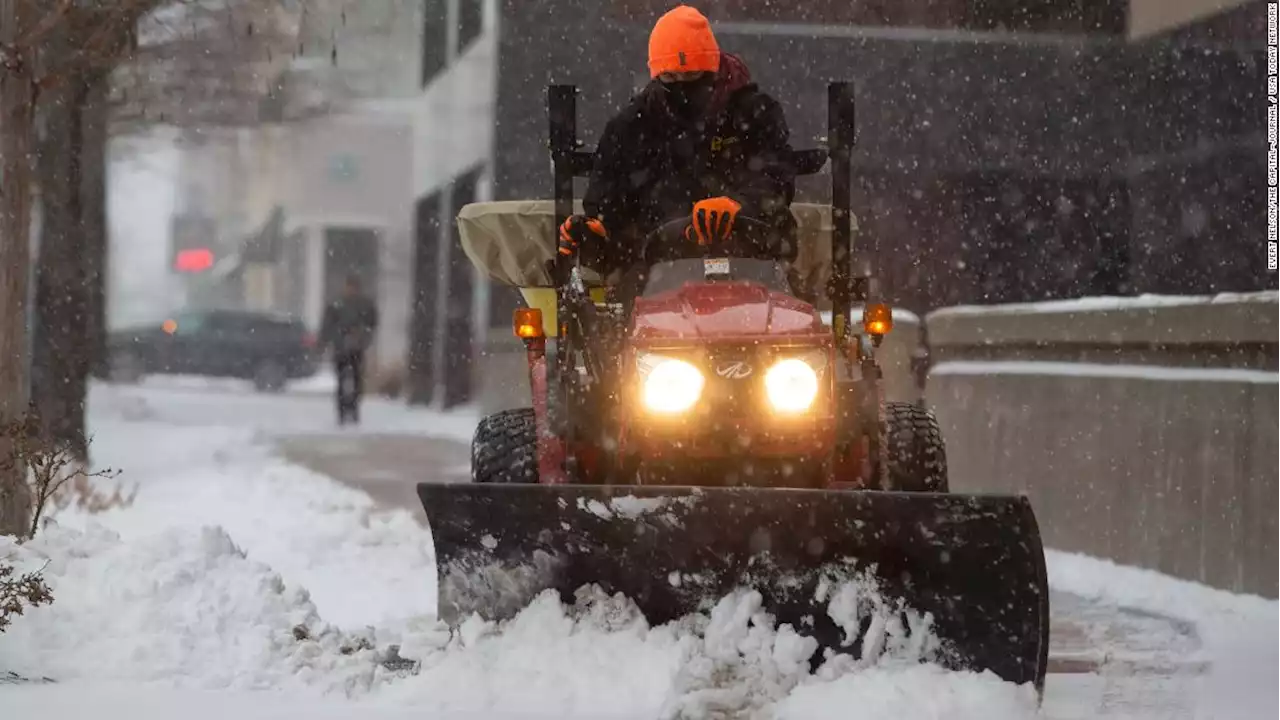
[0,378,1275,720]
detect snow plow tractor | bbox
[417,82,1050,696]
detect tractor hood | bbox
[631,282,825,341]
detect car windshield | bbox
[639,258,791,297]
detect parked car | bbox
[99,309,319,391]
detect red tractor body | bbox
[619,280,839,472]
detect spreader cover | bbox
[455,200,847,296]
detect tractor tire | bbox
[471,408,539,484]
[881,401,949,493]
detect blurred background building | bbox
[167,0,421,390]
[161,0,1270,407]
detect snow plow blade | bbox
[417,483,1049,693]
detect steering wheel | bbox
[640,214,775,266]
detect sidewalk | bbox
[276,433,470,518]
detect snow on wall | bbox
[928,290,1278,318]
[931,360,1277,384]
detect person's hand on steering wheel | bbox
[558,214,608,257]
[690,196,743,246]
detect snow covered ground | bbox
[0,380,1275,719]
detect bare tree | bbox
[4,0,297,526]
[110,1,309,132]
[0,0,43,537]
[29,0,301,459]
[29,1,166,459]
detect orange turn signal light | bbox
[162,318,178,335]
[863,303,893,336]
[513,308,544,339]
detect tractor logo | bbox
[710,135,740,152]
[716,361,753,379]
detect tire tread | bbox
[881,401,949,493]
[471,408,539,484]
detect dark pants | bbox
[335,351,364,423]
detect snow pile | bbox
[664,590,819,717]
[657,582,1016,720]
[381,583,1034,720]
[0,519,1037,719]
[49,421,438,631]
[379,589,682,717]
[0,523,383,696]
[813,571,941,663]
[774,664,1037,720]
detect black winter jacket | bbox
[582,53,797,271]
[319,294,378,356]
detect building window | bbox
[457,0,483,55]
[421,0,447,87]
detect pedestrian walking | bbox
[318,274,378,425]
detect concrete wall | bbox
[923,291,1278,598]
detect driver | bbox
[557,4,798,273]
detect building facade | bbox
[407,0,1271,407]
[169,0,425,384]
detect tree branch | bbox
[108,0,312,131]
[30,0,167,93]
[1,0,74,61]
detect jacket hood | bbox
[706,52,753,117]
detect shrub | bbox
[0,561,53,635]
[0,413,136,541]
[0,410,138,638]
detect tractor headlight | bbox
[637,354,704,414]
[764,357,820,414]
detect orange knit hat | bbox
[648,5,720,78]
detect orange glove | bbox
[691,196,742,245]
[558,215,608,256]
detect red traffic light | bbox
[174,248,214,272]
